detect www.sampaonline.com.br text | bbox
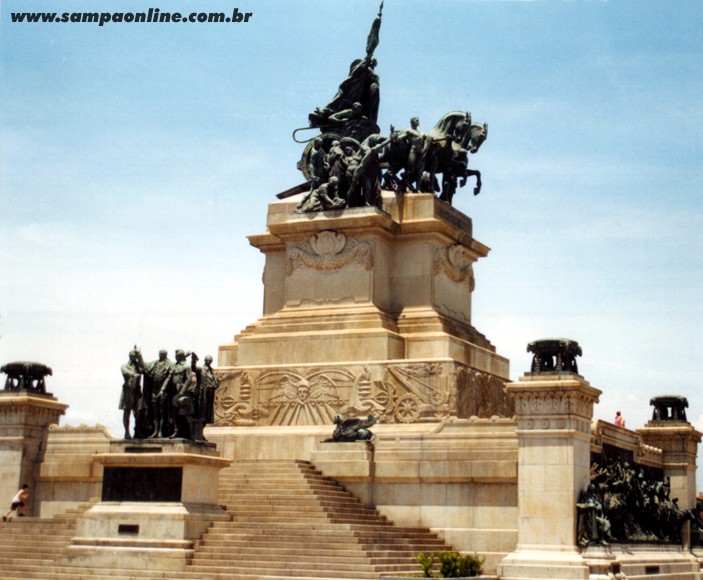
[10,7,253,26]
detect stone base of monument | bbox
[58,439,230,572]
[582,544,700,580]
[499,544,701,580]
[498,548,593,579]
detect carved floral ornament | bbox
[286,230,373,275]
[512,389,597,419]
[433,244,475,290]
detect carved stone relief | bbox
[215,361,512,427]
[433,244,475,291]
[286,230,373,276]
[454,368,513,419]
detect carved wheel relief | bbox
[394,393,421,423]
[286,230,373,275]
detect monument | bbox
[215,2,509,434]
[0,6,700,580]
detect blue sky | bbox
[2,0,703,467]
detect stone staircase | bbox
[180,459,454,579]
[0,460,455,579]
[0,500,104,580]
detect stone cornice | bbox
[0,392,68,414]
[95,452,231,469]
[637,424,702,467]
[506,374,600,434]
[251,193,490,260]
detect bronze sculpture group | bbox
[293,2,488,212]
[119,347,219,441]
[577,459,695,547]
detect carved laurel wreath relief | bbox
[286,230,373,276]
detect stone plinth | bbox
[0,392,67,515]
[216,192,510,428]
[61,440,231,572]
[498,372,600,580]
[581,544,700,580]
[637,420,702,550]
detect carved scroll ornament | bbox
[433,244,475,291]
[286,231,373,275]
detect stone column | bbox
[638,418,702,550]
[499,371,601,580]
[0,392,67,515]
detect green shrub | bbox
[417,552,436,577]
[416,550,485,578]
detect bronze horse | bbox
[361,111,488,204]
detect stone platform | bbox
[216,191,511,428]
[58,439,230,572]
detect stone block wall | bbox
[34,424,112,517]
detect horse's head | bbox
[467,122,488,154]
[428,111,470,141]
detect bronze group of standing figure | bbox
[119,347,219,441]
[577,460,695,547]
[293,2,488,212]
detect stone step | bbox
[195,533,445,548]
[192,552,424,566]
[221,491,356,501]
[220,484,350,494]
[0,459,454,580]
[185,562,414,579]
[232,510,382,525]
[4,567,175,580]
[195,540,445,554]
[222,474,327,483]
[202,529,444,545]
[225,495,362,506]
[194,544,423,559]
[228,497,366,518]
[222,484,351,494]
[206,520,437,534]
[178,573,375,580]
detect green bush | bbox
[417,552,436,577]
[416,550,485,578]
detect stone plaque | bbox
[102,467,182,502]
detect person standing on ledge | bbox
[3,483,29,522]
[614,411,625,428]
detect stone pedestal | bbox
[215,192,510,428]
[637,420,702,550]
[498,372,600,579]
[61,440,231,572]
[0,392,67,515]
